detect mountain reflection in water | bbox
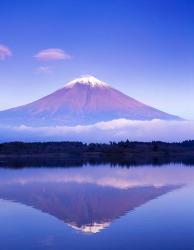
[0,165,192,234]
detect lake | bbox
[0,163,194,250]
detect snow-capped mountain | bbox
[0,75,181,126]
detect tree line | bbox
[0,140,194,155]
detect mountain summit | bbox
[65,75,110,88]
[0,75,181,126]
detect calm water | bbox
[0,164,194,250]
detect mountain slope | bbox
[0,75,181,126]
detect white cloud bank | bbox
[0,44,12,60]
[34,48,72,61]
[0,119,194,142]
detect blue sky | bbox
[0,0,194,119]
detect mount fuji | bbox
[0,75,181,126]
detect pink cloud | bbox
[0,44,12,60]
[34,48,72,61]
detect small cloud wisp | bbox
[36,66,53,74]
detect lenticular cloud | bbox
[34,48,71,61]
[0,119,193,142]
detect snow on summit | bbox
[65,75,110,88]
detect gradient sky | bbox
[0,0,194,119]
